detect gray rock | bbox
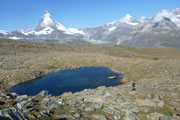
[74,113,80,118]
[19,100,33,108]
[45,99,64,111]
[17,103,22,110]
[33,90,48,102]
[56,99,64,106]
[114,113,121,120]
[0,108,28,120]
[124,115,135,120]
[11,92,18,98]
[92,115,107,120]
[78,104,86,111]
[147,112,163,120]
[59,115,75,120]
[104,92,111,97]
[28,114,36,119]
[160,115,172,120]
[38,90,48,97]
[93,103,102,109]
[84,107,95,112]
[16,95,28,102]
[103,107,115,115]
[40,97,50,106]
[40,110,50,117]
[7,92,17,99]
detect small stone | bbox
[160,115,172,120]
[85,107,95,112]
[74,113,80,118]
[147,112,163,120]
[104,92,111,97]
[16,103,22,110]
[114,114,121,120]
[93,103,102,109]
[103,107,115,115]
[114,113,121,120]
[59,115,75,120]
[92,115,107,120]
[40,110,50,117]
[10,92,18,99]
[6,92,17,99]
[124,115,135,120]
[28,114,36,119]
[56,99,64,105]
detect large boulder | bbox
[16,95,28,102]
[0,108,28,120]
[33,90,48,101]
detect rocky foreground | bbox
[1,76,180,120]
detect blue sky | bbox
[0,0,180,31]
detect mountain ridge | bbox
[0,8,180,47]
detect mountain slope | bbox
[0,8,180,47]
[82,8,180,48]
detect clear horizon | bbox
[0,0,180,31]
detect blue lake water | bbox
[10,66,123,96]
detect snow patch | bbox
[56,22,67,31]
[20,28,36,35]
[8,36,21,40]
[35,27,54,35]
[108,26,117,31]
[0,30,11,35]
[68,28,85,35]
[85,39,110,44]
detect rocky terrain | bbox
[0,38,180,120]
[1,77,180,120]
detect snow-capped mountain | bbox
[107,14,140,27]
[0,10,87,44]
[20,10,84,36]
[82,8,180,48]
[152,9,180,27]
[0,8,180,48]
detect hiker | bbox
[132,80,136,91]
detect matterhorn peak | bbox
[44,10,51,16]
[37,10,56,30]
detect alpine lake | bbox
[10,66,123,96]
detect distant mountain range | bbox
[1,8,180,48]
